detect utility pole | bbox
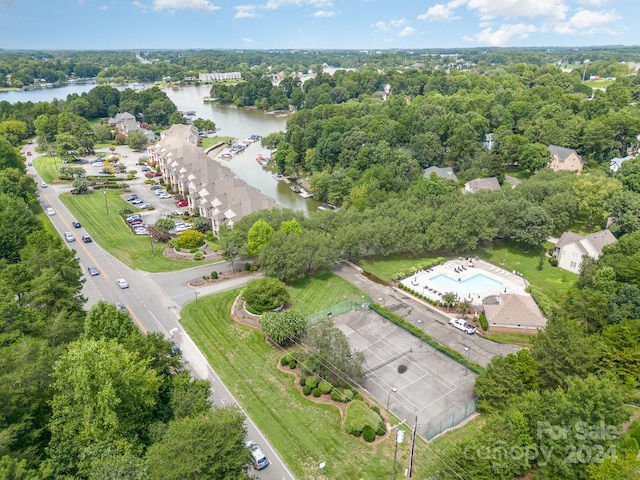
[408,416,418,477]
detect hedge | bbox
[370,303,486,375]
[479,313,488,331]
[362,425,376,442]
[344,400,384,436]
[319,380,333,395]
[305,376,319,389]
[390,257,446,282]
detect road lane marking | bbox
[148,311,170,336]
[42,193,108,279]
[128,309,147,334]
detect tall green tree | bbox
[144,407,250,480]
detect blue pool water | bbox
[429,273,502,297]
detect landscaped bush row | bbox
[370,304,486,375]
[397,282,446,308]
[479,313,488,332]
[390,258,445,282]
[526,285,556,318]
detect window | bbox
[570,261,577,268]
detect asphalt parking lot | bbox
[334,308,477,440]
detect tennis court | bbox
[334,308,477,439]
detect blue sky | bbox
[0,0,638,50]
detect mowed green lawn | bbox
[201,136,234,150]
[60,190,219,272]
[357,254,443,282]
[181,286,430,480]
[287,272,369,315]
[33,155,69,185]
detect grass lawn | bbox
[201,136,234,150]
[357,254,443,282]
[33,155,69,185]
[484,332,535,348]
[60,190,220,272]
[287,272,369,316]
[181,287,432,479]
[473,240,577,303]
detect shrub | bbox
[319,380,333,395]
[250,265,258,272]
[344,400,383,436]
[331,388,354,403]
[245,262,252,271]
[202,275,209,280]
[299,377,306,387]
[305,376,319,389]
[353,393,362,401]
[242,277,290,314]
[176,230,205,250]
[302,385,312,395]
[312,388,321,397]
[211,271,218,279]
[289,361,296,369]
[479,313,488,331]
[193,251,204,261]
[376,423,387,436]
[280,356,288,367]
[548,257,558,266]
[362,425,376,442]
[372,406,380,415]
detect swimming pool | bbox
[429,273,502,297]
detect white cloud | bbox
[99,4,108,9]
[417,0,465,21]
[465,0,568,23]
[264,0,333,9]
[465,22,537,46]
[554,8,621,34]
[390,18,408,27]
[151,0,220,12]
[577,0,608,5]
[242,37,255,44]
[131,1,149,12]
[234,5,258,18]
[374,21,389,31]
[398,26,416,36]
[314,9,336,17]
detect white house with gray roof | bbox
[553,229,617,274]
[463,176,500,194]
[147,124,276,235]
[610,155,635,173]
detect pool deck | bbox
[399,258,528,307]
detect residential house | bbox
[108,112,139,135]
[548,145,583,173]
[482,294,547,332]
[610,155,635,173]
[422,166,458,182]
[147,124,276,236]
[463,177,500,194]
[553,229,617,274]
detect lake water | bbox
[1,83,317,213]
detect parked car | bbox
[27,161,33,166]
[150,185,162,190]
[130,198,144,205]
[64,232,75,242]
[81,234,92,243]
[87,266,100,276]
[46,207,55,216]
[246,441,269,470]
[27,151,32,156]
[116,278,129,289]
[176,200,188,207]
[159,193,172,199]
[138,203,151,209]
[114,300,128,314]
[125,194,138,202]
[41,182,48,188]
[72,220,81,228]
[171,210,183,216]
[126,215,142,223]
[175,224,192,233]
[449,317,477,335]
